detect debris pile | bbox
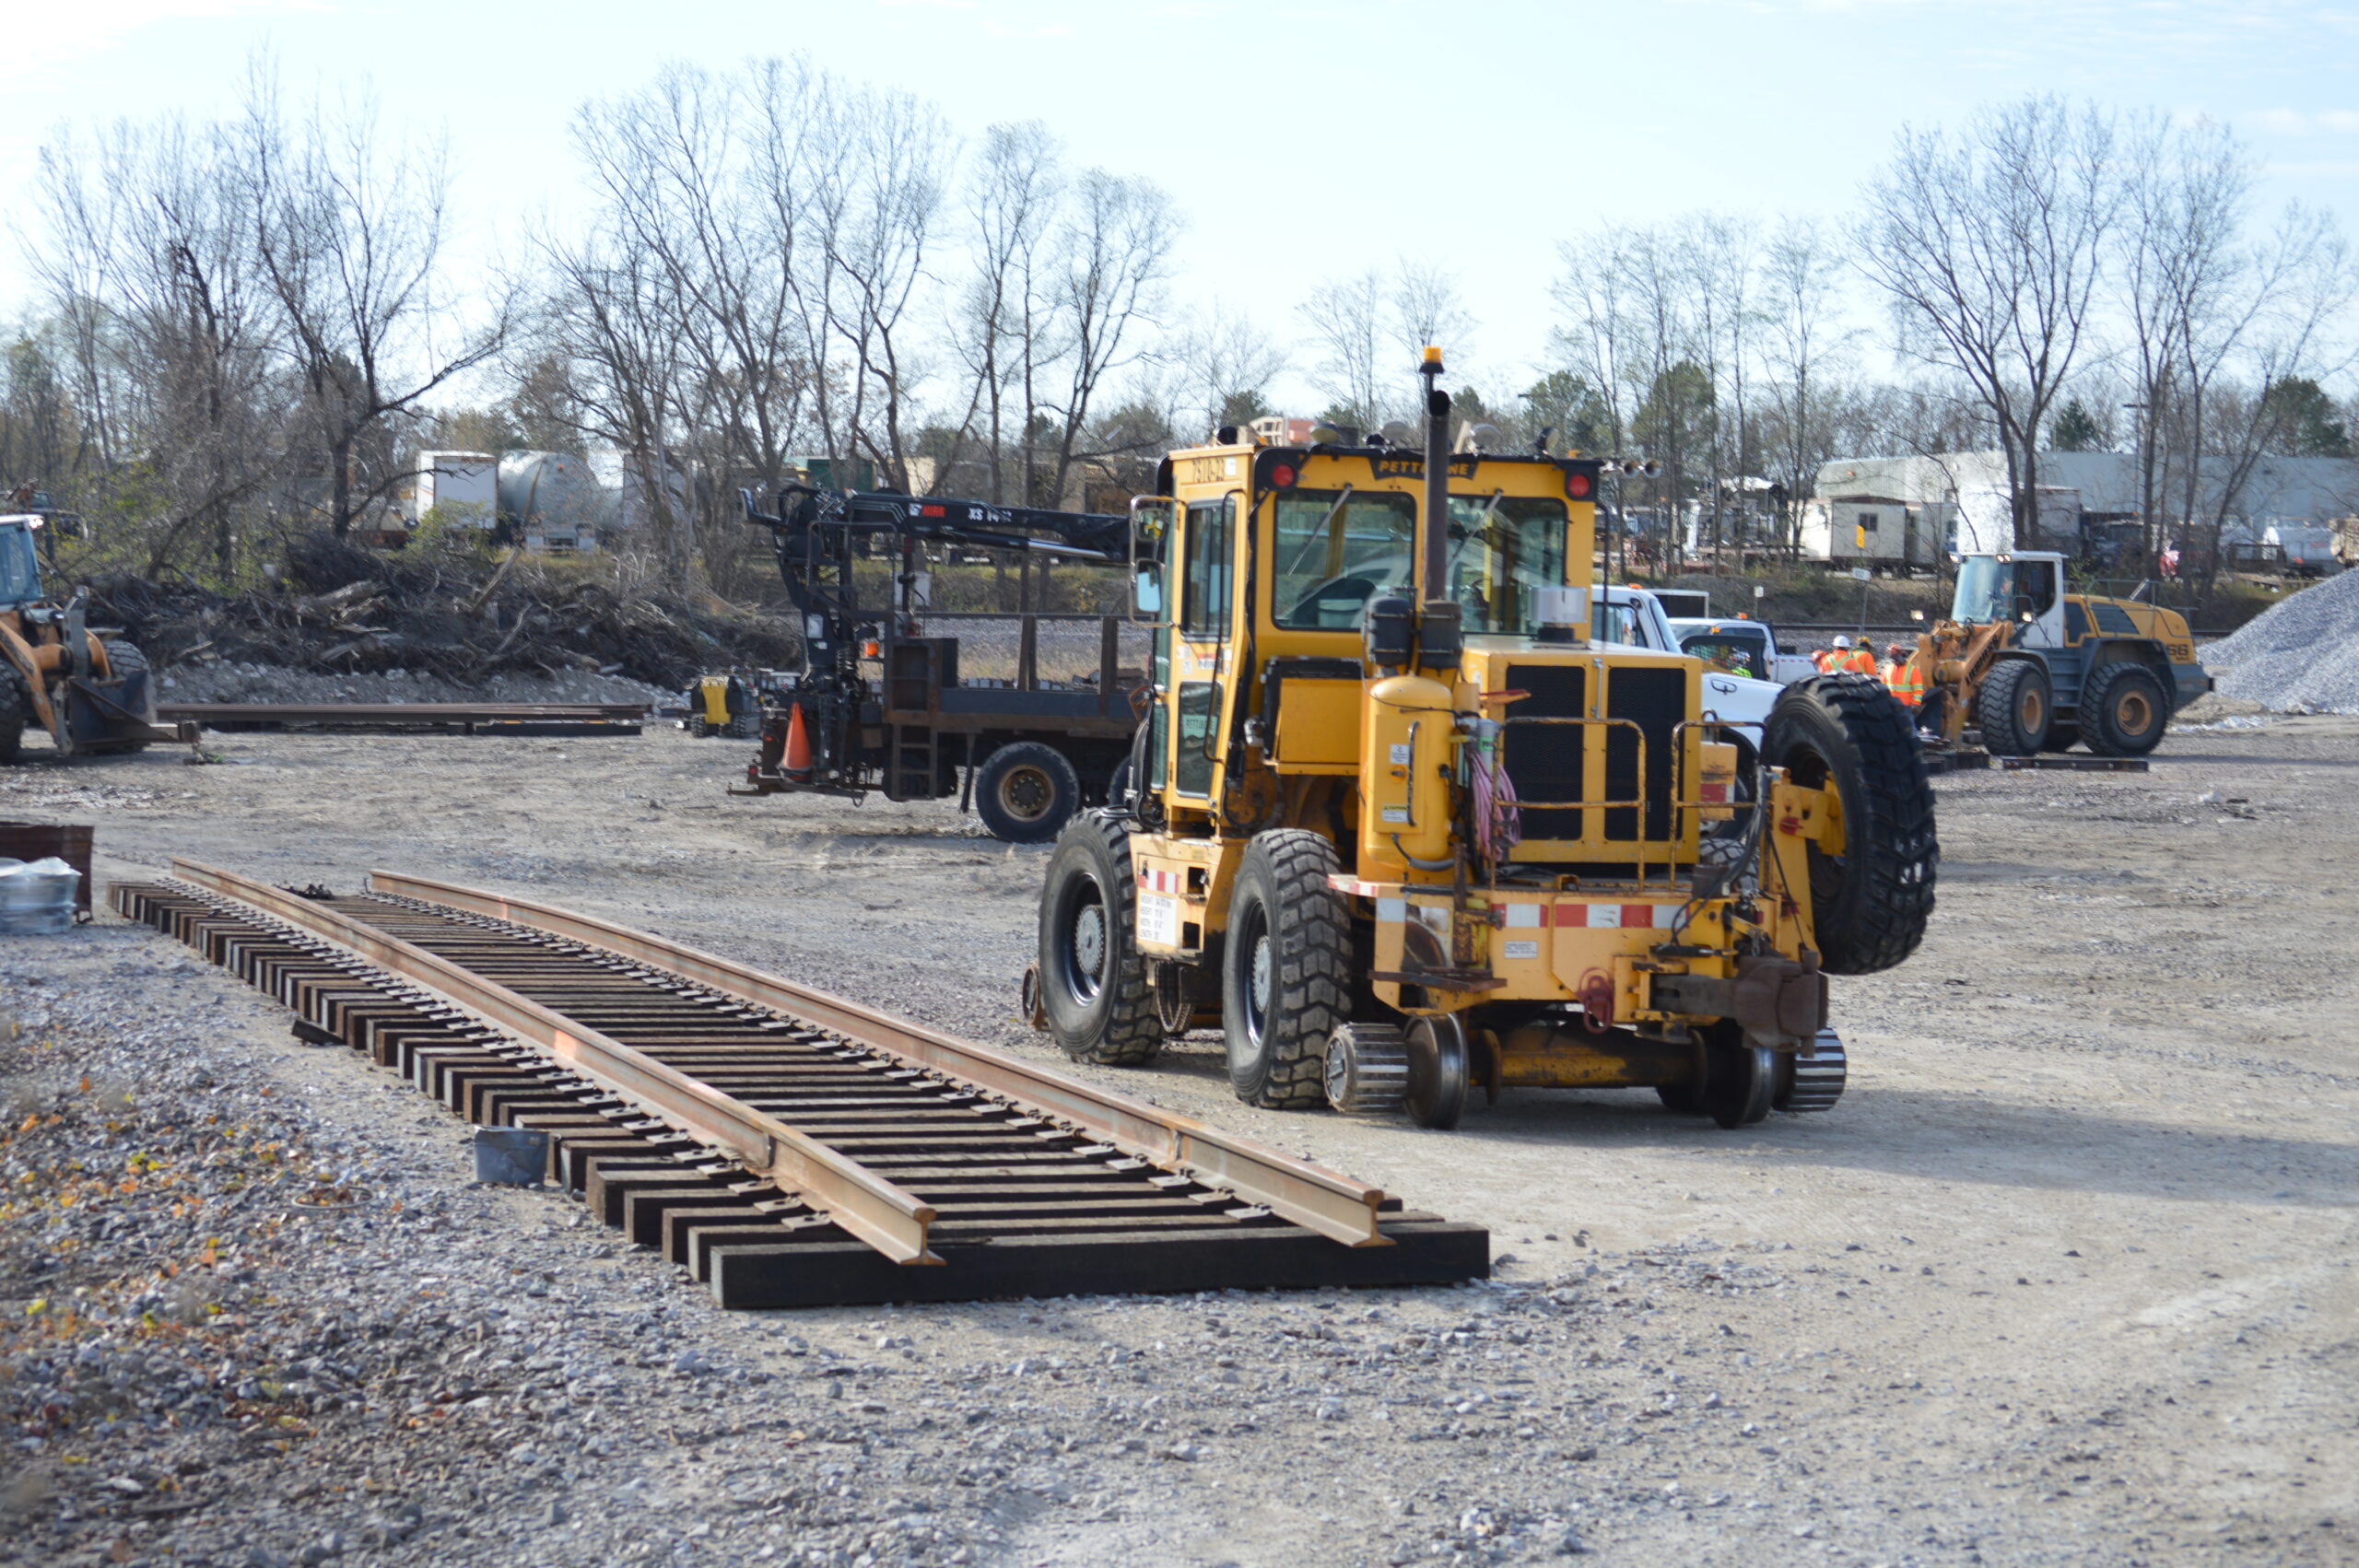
[2206,570,2359,714]
[86,532,799,700]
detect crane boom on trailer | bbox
[728,484,1147,842]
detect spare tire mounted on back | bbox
[1762,674,1939,976]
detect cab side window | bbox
[1180,496,1236,638]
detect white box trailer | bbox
[415,451,499,530]
[1801,494,1940,567]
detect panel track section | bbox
[112,879,1488,1307]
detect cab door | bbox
[2015,557,2068,649]
[1166,493,1238,808]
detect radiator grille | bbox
[1501,663,1586,840]
[1604,666,1684,841]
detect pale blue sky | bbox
[7,0,2357,406]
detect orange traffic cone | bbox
[782,703,814,779]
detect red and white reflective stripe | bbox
[1563,903,1676,929]
[1137,867,1183,895]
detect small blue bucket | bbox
[473,1125,550,1186]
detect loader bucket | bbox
[63,667,157,751]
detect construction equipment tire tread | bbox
[1222,829,1350,1109]
[1977,660,2049,756]
[977,742,1083,844]
[2079,661,2168,756]
[0,661,25,764]
[1037,813,1164,1066]
[1764,674,1939,977]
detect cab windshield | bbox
[1271,490,1568,635]
[0,525,41,608]
[1953,556,2056,624]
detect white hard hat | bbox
[1833,636,1851,649]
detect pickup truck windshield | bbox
[0,526,41,608]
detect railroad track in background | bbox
[158,702,649,736]
[110,863,1486,1307]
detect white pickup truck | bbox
[1665,614,1821,685]
[1593,586,1789,758]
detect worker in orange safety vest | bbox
[1815,636,1850,673]
[1884,643,1924,708]
[1841,639,1879,677]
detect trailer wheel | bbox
[1976,659,2050,755]
[976,742,1082,843]
[2080,661,2168,756]
[1220,829,1350,1110]
[1037,813,1164,1065]
[1764,675,1938,976]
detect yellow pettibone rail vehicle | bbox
[1027,350,1938,1129]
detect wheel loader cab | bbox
[1951,552,2064,647]
[1039,354,1938,1132]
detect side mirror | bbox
[1129,497,1175,627]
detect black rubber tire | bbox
[976,742,1083,844]
[1976,660,2050,756]
[687,713,711,738]
[1763,675,1940,977]
[2040,724,2079,754]
[97,639,155,749]
[0,661,26,764]
[2080,662,2168,756]
[1220,829,1351,1109]
[1036,813,1164,1065]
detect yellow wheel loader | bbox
[1027,351,1938,1130]
[1905,552,2210,756]
[0,514,164,764]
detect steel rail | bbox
[366,870,1392,1248]
[168,860,939,1264]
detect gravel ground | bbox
[0,714,2353,1566]
[151,664,676,709]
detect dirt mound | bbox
[87,534,800,696]
[2204,571,2359,713]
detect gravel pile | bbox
[2205,571,2359,712]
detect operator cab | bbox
[0,518,43,611]
[1952,551,2065,649]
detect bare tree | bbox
[1758,216,1857,547]
[1168,299,1285,439]
[1302,269,1386,429]
[29,113,286,578]
[952,121,1062,502]
[1682,214,1758,556]
[1860,95,2118,550]
[1042,169,1175,507]
[1391,262,1476,370]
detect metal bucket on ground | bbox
[0,858,82,935]
[472,1125,550,1186]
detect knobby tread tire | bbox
[977,742,1083,844]
[96,639,155,749]
[1224,829,1352,1110]
[0,661,26,764]
[2079,661,2168,757]
[1765,674,1939,977]
[1038,813,1164,1065]
[1977,659,2048,756]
